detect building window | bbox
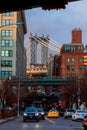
[1,39,13,46]
[71,74,76,78]
[2,12,13,16]
[1,30,13,36]
[72,65,75,71]
[1,71,12,78]
[84,66,87,71]
[1,50,13,57]
[64,46,71,52]
[56,63,58,68]
[2,20,13,26]
[66,74,71,78]
[71,46,76,51]
[55,56,59,62]
[84,50,87,53]
[79,66,83,71]
[66,57,70,62]
[72,58,75,62]
[78,46,83,51]
[56,68,58,73]
[79,58,83,62]
[1,60,12,67]
[66,65,70,71]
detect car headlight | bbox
[23,113,27,116]
[35,113,39,116]
[41,112,45,115]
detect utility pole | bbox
[77,70,80,109]
[17,81,20,117]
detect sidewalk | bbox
[0,116,19,124]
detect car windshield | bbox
[50,109,57,112]
[77,110,87,113]
[25,107,37,112]
[67,110,75,112]
[38,108,44,112]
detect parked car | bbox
[23,107,40,122]
[37,108,45,120]
[64,109,75,119]
[38,91,46,96]
[50,91,63,96]
[72,109,87,121]
[47,108,59,118]
[57,108,66,117]
[82,115,87,130]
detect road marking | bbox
[45,117,56,124]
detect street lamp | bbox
[17,81,20,117]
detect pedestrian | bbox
[80,102,86,110]
[72,102,76,110]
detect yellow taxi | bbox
[47,108,59,118]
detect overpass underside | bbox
[19,77,76,86]
[6,76,77,87]
[0,0,81,12]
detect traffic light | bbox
[84,55,87,65]
[58,100,62,107]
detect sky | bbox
[24,0,87,64]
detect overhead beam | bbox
[0,0,81,13]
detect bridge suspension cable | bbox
[49,39,62,48]
[33,36,60,53]
[36,36,61,51]
[36,36,60,52]
[49,37,62,47]
[44,37,62,49]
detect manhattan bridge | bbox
[29,33,62,65]
[26,33,62,78]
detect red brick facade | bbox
[72,28,82,43]
[53,28,87,78]
[52,29,87,108]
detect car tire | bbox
[36,119,39,122]
[72,118,74,121]
[23,119,26,122]
[42,117,45,120]
[83,126,87,130]
[64,117,67,119]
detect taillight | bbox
[84,118,87,122]
[76,113,80,116]
[64,112,66,115]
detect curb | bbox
[0,116,19,124]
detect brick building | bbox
[52,28,87,108]
[53,28,87,78]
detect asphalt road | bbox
[0,116,83,130]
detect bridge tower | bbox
[29,33,38,64]
[41,34,49,64]
[29,33,49,65]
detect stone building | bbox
[0,11,27,79]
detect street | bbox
[0,116,83,130]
